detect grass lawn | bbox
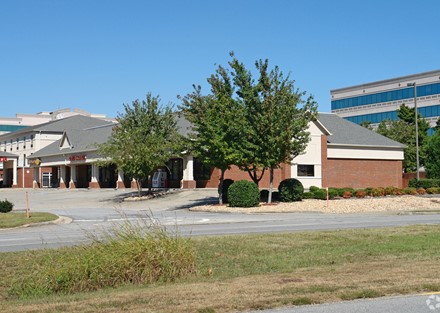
[0,212,58,228]
[1,225,440,312]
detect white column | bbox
[183,155,194,181]
[70,165,77,188]
[59,165,66,187]
[12,158,18,186]
[117,169,125,189]
[91,164,99,183]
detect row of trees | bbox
[362,104,440,179]
[99,53,318,202]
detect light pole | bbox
[407,82,420,181]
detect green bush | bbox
[384,186,398,196]
[228,180,260,207]
[278,179,304,202]
[426,187,440,194]
[364,187,373,197]
[409,178,440,189]
[302,191,314,199]
[328,188,340,199]
[372,187,385,197]
[403,187,417,195]
[328,188,341,199]
[221,179,234,204]
[309,186,320,193]
[0,199,14,213]
[339,188,355,197]
[313,189,327,200]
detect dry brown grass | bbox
[2,259,440,313]
[2,226,440,313]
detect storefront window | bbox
[193,158,212,180]
[297,165,314,177]
[167,158,183,180]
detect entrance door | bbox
[42,172,52,188]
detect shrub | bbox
[10,221,196,297]
[426,187,440,194]
[403,187,417,195]
[417,187,427,195]
[278,179,304,202]
[272,191,280,202]
[221,179,234,204]
[260,189,269,202]
[309,186,320,193]
[228,180,260,207]
[328,188,340,199]
[408,179,418,188]
[313,189,327,200]
[384,186,398,196]
[355,190,366,198]
[364,187,373,197]
[342,190,352,199]
[339,188,355,197]
[409,178,440,189]
[372,187,385,197]
[303,191,314,199]
[0,199,14,213]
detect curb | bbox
[0,215,73,231]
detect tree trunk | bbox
[136,179,142,197]
[246,166,265,187]
[268,167,274,203]
[148,174,152,193]
[218,169,226,205]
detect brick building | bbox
[20,113,405,190]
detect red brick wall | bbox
[323,158,403,188]
[200,163,291,189]
[402,172,426,187]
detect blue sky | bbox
[0,0,438,118]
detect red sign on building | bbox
[0,157,8,162]
[69,155,86,161]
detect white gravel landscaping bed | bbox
[190,195,440,214]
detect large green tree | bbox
[425,117,440,179]
[181,53,317,203]
[229,56,317,202]
[377,104,430,172]
[98,93,182,196]
[180,65,244,204]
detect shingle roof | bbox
[318,113,405,148]
[0,151,19,158]
[0,115,112,139]
[29,123,114,158]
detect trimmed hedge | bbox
[221,179,234,204]
[409,178,440,189]
[278,179,304,202]
[228,180,260,207]
[0,199,14,213]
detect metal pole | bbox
[414,83,420,181]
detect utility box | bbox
[152,169,167,188]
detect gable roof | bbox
[318,113,405,148]
[29,123,115,158]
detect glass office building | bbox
[331,70,440,135]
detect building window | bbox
[167,158,183,180]
[297,165,315,177]
[193,158,212,180]
[23,154,26,167]
[30,135,34,148]
[23,137,26,149]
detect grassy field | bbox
[0,212,58,228]
[1,225,440,312]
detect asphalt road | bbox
[249,294,440,313]
[1,188,440,252]
[2,188,440,313]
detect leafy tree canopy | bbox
[98,93,182,194]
